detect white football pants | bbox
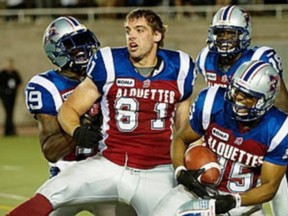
[37,154,175,216]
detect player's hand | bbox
[72,124,102,148]
[177,169,210,198]
[215,194,239,214]
[80,102,103,126]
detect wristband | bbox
[174,165,187,180]
[232,193,241,208]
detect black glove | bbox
[80,113,103,126]
[177,169,210,198]
[215,195,236,214]
[72,124,102,148]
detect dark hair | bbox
[125,8,167,47]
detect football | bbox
[184,144,221,186]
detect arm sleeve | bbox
[25,81,59,117]
[86,49,108,95]
[189,89,208,135]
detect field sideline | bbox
[0,135,273,215]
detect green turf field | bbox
[0,135,273,216]
[0,135,93,216]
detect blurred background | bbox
[0,0,287,133]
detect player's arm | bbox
[275,78,288,113]
[172,120,202,169]
[174,97,192,131]
[240,162,287,206]
[171,120,208,198]
[37,113,75,163]
[174,51,197,130]
[173,88,208,169]
[215,162,287,214]
[58,77,100,136]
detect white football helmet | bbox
[43,16,100,73]
[225,60,280,122]
[207,5,252,56]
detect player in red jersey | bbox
[151,60,288,216]
[7,8,196,216]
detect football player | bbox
[196,5,288,112]
[7,9,196,216]
[23,16,135,216]
[195,5,288,215]
[151,60,288,216]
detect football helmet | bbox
[225,60,280,122]
[207,5,252,56]
[43,16,100,73]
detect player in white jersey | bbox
[22,16,135,216]
[151,60,288,216]
[7,9,196,216]
[195,5,288,215]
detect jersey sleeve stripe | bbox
[251,46,271,60]
[177,50,190,99]
[29,75,62,111]
[198,47,209,78]
[202,86,219,130]
[251,46,282,76]
[269,116,288,152]
[100,47,115,97]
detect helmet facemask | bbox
[208,26,250,57]
[225,84,266,122]
[57,29,99,74]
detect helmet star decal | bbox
[268,75,280,92]
[242,10,251,27]
[44,25,59,44]
[48,26,59,39]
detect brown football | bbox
[184,144,221,186]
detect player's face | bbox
[232,89,257,116]
[125,17,159,64]
[215,28,238,53]
[63,35,90,64]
